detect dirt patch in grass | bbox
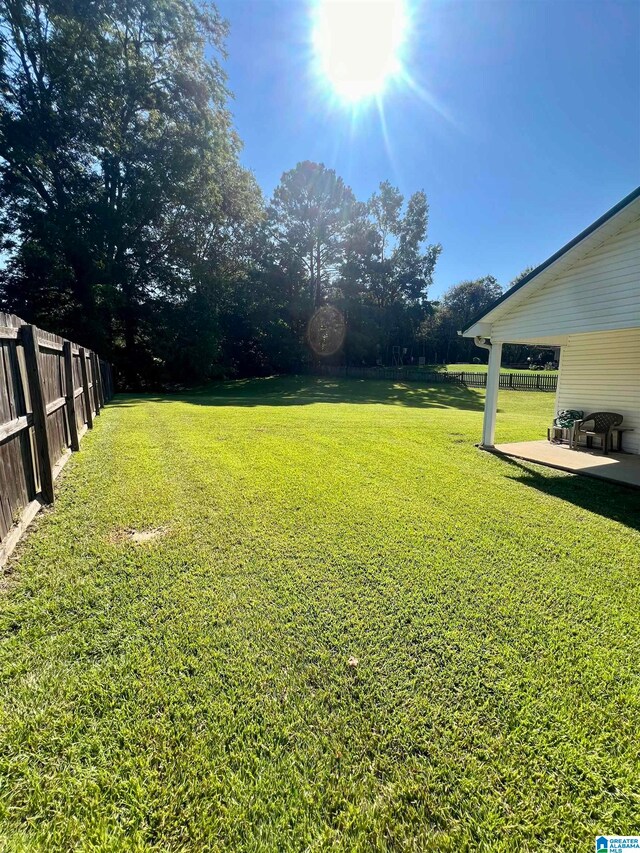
[110,525,170,544]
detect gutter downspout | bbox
[468,334,503,448]
[473,335,491,355]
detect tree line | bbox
[0,0,538,388]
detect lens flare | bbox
[307,306,346,356]
[313,0,408,103]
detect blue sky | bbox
[216,0,639,298]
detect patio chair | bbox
[572,412,623,455]
[547,409,583,446]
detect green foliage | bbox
[350,180,441,307]
[0,380,638,849]
[0,0,533,385]
[509,264,536,288]
[259,168,444,373]
[0,0,262,384]
[440,275,503,322]
[268,161,358,310]
[331,180,441,365]
[421,275,503,363]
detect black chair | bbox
[572,412,623,455]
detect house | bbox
[460,187,640,460]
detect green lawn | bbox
[439,363,559,376]
[1,377,638,851]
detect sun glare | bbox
[313,0,408,103]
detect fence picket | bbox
[0,316,112,565]
[63,341,80,452]
[80,348,94,429]
[21,325,55,505]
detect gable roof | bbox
[460,186,640,338]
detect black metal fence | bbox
[312,364,558,392]
[461,371,558,391]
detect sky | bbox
[215,0,640,298]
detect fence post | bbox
[100,361,108,401]
[79,347,94,429]
[100,360,111,401]
[98,355,106,406]
[509,373,513,388]
[89,351,101,415]
[536,374,540,390]
[21,325,55,504]
[92,352,105,409]
[63,341,80,452]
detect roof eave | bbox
[459,185,640,338]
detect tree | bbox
[508,265,536,288]
[335,181,441,365]
[0,0,450,385]
[423,276,502,363]
[0,0,261,384]
[341,181,441,309]
[440,276,502,324]
[268,161,357,310]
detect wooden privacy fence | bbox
[313,364,558,392]
[0,312,113,565]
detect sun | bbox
[312,0,408,103]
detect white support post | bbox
[481,340,503,447]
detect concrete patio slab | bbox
[491,440,640,489]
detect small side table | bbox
[547,425,574,446]
[574,428,634,453]
[611,428,633,452]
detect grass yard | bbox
[1,377,639,851]
[440,363,559,375]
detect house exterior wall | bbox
[491,216,640,342]
[556,328,640,455]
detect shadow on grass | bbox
[108,375,485,412]
[498,454,640,531]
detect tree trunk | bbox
[315,241,322,307]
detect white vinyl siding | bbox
[492,216,640,341]
[556,329,640,455]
